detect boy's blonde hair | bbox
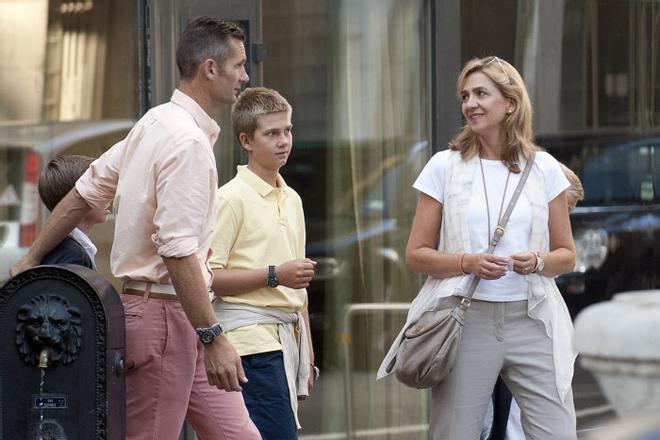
[231,87,292,142]
[559,162,584,211]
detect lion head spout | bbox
[16,294,82,367]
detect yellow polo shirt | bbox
[209,166,308,356]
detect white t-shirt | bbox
[413,150,569,302]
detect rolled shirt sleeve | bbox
[152,139,217,258]
[75,139,125,209]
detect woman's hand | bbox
[463,253,508,280]
[511,251,537,275]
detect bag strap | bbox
[461,152,536,303]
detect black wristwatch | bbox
[267,265,279,288]
[195,322,223,345]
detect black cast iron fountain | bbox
[0,265,125,439]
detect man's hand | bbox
[203,334,247,392]
[9,253,40,277]
[277,258,317,289]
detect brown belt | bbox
[122,288,179,301]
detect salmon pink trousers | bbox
[121,293,261,440]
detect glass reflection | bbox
[0,0,138,285]
[264,0,432,436]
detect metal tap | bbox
[38,349,49,369]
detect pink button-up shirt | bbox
[76,89,220,286]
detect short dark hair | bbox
[176,17,245,81]
[38,155,95,211]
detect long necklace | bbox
[479,157,511,245]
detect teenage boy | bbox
[210,87,316,439]
[38,155,106,269]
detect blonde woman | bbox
[378,56,577,439]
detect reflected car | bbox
[543,133,660,317]
[0,120,134,280]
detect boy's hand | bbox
[277,258,317,289]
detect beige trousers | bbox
[430,300,576,440]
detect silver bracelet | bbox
[532,251,545,273]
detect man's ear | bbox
[201,58,216,80]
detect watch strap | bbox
[267,265,279,287]
[195,322,223,343]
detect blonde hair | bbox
[231,87,292,141]
[559,162,584,211]
[449,56,538,173]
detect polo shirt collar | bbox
[171,89,221,145]
[236,165,288,197]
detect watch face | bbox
[200,331,214,344]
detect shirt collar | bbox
[236,165,288,197]
[171,89,221,145]
[70,228,97,257]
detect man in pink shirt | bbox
[11,17,260,440]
